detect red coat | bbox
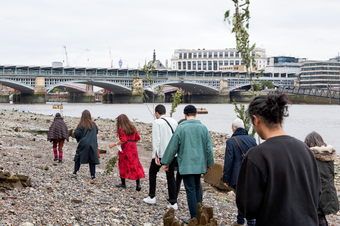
[118,128,145,180]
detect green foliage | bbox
[224,0,264,96]
[103,155,118,176]
[170,88,183,117]
[132,61,156,100]
[232,99,256,137]
[259,80,275,89]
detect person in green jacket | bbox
[161,105,214,224]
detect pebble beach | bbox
[0,109,339,226]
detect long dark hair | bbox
[304,131,327,148]
[116,114,136,136]
[248,93,290,128]
[76,110,96,130]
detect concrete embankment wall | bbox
[288,93,339,105]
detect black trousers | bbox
[148,157,177,204]
[74,161,96,178]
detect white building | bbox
[170,48,267,72]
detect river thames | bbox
[0,102,339,153]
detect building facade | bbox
[265,56,306,78]
[299,57,340,88]
[170,48,267,72]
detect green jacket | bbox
[161,119,214,175]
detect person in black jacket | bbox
[223,118,256,226]
[304,131,339,226]
[236,93,321,226]
[71,110,99,181]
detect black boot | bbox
[136,179,141,191]
[53,156,58,161]
[116,178,126,188]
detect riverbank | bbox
[0,109,339,225]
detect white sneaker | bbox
[167,203,178,210]
[143,196,156,204]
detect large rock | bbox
[203,162,230,191]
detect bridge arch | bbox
[0,79,35,92]
[147,80,220,93]
[45,80,132,93]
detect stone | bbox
[20,223,34,226]
[37,165,49,170]
[163,208,175,226]
[14,127,21,132]
[12,180,24,189]
[99,149,107,154]
[15,174,29,181]
[188,218,198,226]
[108,207,120,213]
[33,154,42,158]
[71,199,82,204]
[204,163,232,191]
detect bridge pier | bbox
[112,93,143,104]
[0,90,9,103]
[102,93,114,104]
[67,91,96,103]
[189,93,230,103]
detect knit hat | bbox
[184,105,197,114]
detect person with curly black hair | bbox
[236,94,321,226]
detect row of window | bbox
[301,72,340,75]
[177,60,245,70]
[304,63,340,67]
[301,67,340,71]
[301,76,340,80]
[300,81,340,84]
[178,52,256,59]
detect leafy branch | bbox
[170,88,183,117]
[232,99,256,137]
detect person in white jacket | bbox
[143,104,178,210]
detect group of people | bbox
[223,93,339,226]
[47,93,340,226]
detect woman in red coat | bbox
[109,114,145,191]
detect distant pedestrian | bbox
[236,93,321,226]
[223,118,256,226]
[143,105,178,209]
[47,113,69,163]
[161,105,214,224]
[304,131,339,226]
[72,110,99,181]
[174,118,203,203]
[109,114,145,191]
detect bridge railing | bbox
[278,87,340,99]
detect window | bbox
[209,52,212,58]
[235,52,239,58]
[213,61,218,70]
[179,53,182,59]
[224,60,228,66]
[198,52,202,59]
[183,62,186,70]
[193,53,197,59]
[184,53,187,59]
[241,60,244,65]
[219,52,223,58]
[203,61,207,70]
[219,61,223,67]
[214,52,218,58]
[188,62,191,70]
[208,61,212,70]
[230,60,234,65]
[193,61,196,70]
[178,62,181,70]
[235,60,240,65]
[203,52,207,58]
[225,52,229,58]
[198,61,202,70]
[188,53,192,59]
[230,52,234,57]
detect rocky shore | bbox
[0,109,339,226]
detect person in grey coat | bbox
[305,131,339,226]
[72,110,100,181]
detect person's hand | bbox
[155,156,161,166]
[207,166,212,172]
[109,143,116,148]
[224,183,229,188]
[163,165,169,171]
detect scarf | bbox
[232,127,248,136]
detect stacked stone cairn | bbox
[163,203,217,226]
[0,170,32,192]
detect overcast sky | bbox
[1,0,339,69]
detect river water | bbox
[1,102,339,153]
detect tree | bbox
[170,88,183,117]
[224,0,263,97]
[232,99,256,137]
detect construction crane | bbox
[109,47,113,68]
[63,45,69,66]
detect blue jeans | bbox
[232,185,255,226]
[182,174,201,219]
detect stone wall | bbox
[288,94,340,105]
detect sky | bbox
[1,0,339,69]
